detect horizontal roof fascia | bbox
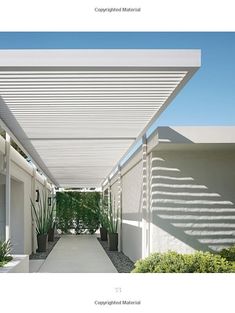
[0,49,201,69]
[156,126,235,144]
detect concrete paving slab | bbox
[38,235,117,273]
[29,260,45,273]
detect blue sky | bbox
[0,32,234,127]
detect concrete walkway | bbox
[37,235,117,273]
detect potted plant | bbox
[31,191,52,252]
[106,194,119,251]
[0,239,12,267]
[99,195,109,241]
[0,239,29,273]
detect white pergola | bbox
[0,49,201,188]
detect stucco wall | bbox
[151,149,235,253]
[10,156,48,254]
[0,135,51,255]
[121,161,143,262]
[110,160,143,262]
[11,179,24,253]
[0,174,5,241]
[0,144,5,241]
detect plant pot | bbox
[37,234,48,252]
[48,224,56,242]
[108,232,118,251]
[100,227,108,241]
[48,228,55,242]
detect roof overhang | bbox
[0,49,201,187]
[150,127,235,152]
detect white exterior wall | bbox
[104,127,235,262]
[0,135,51,255]
[10,178,24,253]
[0,175,5,240]
[109,161,142,262]
[151,149,235,254]
[10,161,46,254]
[117,161,143,262]
[0,143,6,241]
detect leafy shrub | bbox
[132,251,235,273]
[0,239,13,267]
[56,192,75,233]
[219,246,235,262]
[76,192,100,234]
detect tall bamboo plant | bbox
[47,196,56,231]
[99,194,109,229]
[107,193,119,234]
[31,190,55,235]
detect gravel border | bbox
[29,236,61,260]
[97,238,134,273]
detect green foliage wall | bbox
[56,192,101,234]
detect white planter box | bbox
[0,255,29,273]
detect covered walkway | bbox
[30,235,117,273]
[0,49,202,264]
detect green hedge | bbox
[132,251,235,273]
[219,246,235,262]
[56,192,100,234]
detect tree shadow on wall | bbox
[151,149,235,252]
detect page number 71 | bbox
[115,287,122,293]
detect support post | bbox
[108,178,111,210]
[147,152,152,256]
[117,165,122,252]
[101,186,104,201]
[31,167,37,253]
[5,133,11,241]
[52,185,56,218]
[44,177,48,195]
[141,134,149,259]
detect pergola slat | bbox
[0,49,201,188]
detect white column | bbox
[147,152,152,256]
[117,165,122,252]
[52,185,56,219]
[51,184,56,202]
[44,177,48,196]
[31,167,37,253]
[5,133,11,241]
[108,178,111,210]
[101,185,104,201]
[141,134,149,259]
